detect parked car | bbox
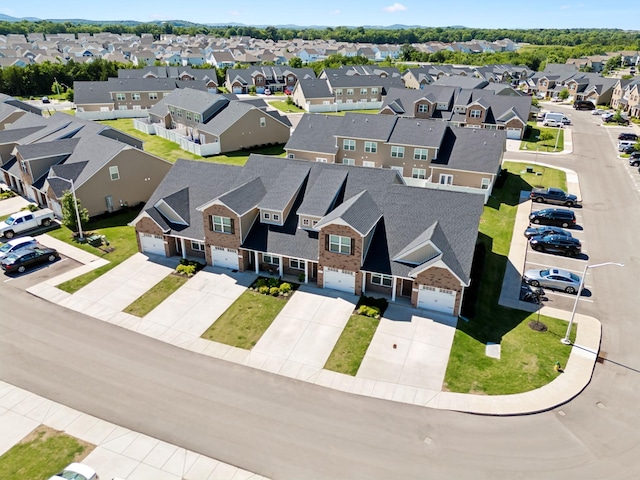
[618,140,637,152]
[524,226,572,239]
[591,109,605,115]
[0,208,56,239]
[561,116,571,125]
[284,87,293,95]
[529,208,577,228]
[618,133,638,141]
[529,187,579,206]
[0,236,37,260]
[574,100,595,110]
[523,268,582,294]
[41,96,50,104]
[1,246,59,274]
[49,463,98,480]
[628,152,640,166]
[263,88,272,96]
[529,234,582,257]
[621,144,639,154]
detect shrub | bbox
[279,282,292,293]
[268,277,280,288]
[298,273,305,282]
[259,286,270,295]
[356,295,389,315]
[0,190,16,200]
[176,264,196,277]
[269,286,280,296]
[286,95,294,105]
[357,305,381,318]
[21,203,40,212]
[256,278,268,288]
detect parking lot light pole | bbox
[561,262,624,345]
[49,175,84,241]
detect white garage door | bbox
[211,246,239,270]
[323,267,356,294]
[417,285,456,315]
[506,128,522,139]
[140,233,165,256]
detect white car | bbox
[0,236,37,259]
[49,462,99,480]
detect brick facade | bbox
[202,204,242,266]
[135,216,170,256]
[411,266,463,314]
[318,224,363,293]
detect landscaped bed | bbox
[443,161,575,395]
[200,277,295,349]
[0,425,94,480]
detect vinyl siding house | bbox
[133,88,291,156]
[117,66,219,92]
[224,66,316,94]
[0,112,171,217]
[285,113,505,202]
[132,155,485,316]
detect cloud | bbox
[560,4,571,9]
[329,9,341,15]
[228,10,241,16]
[383,3,408,13]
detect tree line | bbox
[1,20,638,48]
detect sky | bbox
[1,1,635,30]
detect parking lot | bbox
[2,249,80,290]
[601,124,640,196]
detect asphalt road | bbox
[1,107,639,479]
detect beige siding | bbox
[240,209,259,242]
[286,150,337,163]
[218,108,290,152]
[430,167,494,189]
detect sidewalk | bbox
[0,381,268,480]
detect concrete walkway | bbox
[0,380,268,480]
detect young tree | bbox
[559,88,569,100]
[60,190,89,235]
[288,57,302,68]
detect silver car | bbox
[523,268,582,294]
[0,236,37,260]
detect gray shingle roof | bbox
[387,117,448,148]
[434,126,505,174]
[214,177,267,215]
[197,101,255,136]
[164,88,229,117]
[296,78,333,99]
[314,190,382,236]
[17,138,79,160]
[297,169,348,217]
[285,114,341,155]
[259,164,310,211]
[338,113,397,141]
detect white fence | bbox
[133,119,156,135]
[421,181,491,203]
[153,125,221,156]
[307,101,383,113]
[76,110,149,121]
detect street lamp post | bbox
[554,126,561,152]
[561,261,624,345]
[49,175,84,241]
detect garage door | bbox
[323,267,356,294]
[506,128,522,139]
[211,246,239,270]
[417,285,456,315]
[140,233,165,256]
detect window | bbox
[302,218,310,226]
[288,153,295,158]
[186,111,192,121]
[118,105,128,110]
[290,258,305,270]
[176,109,183,118]
[481,178,491,190]
[371,87,378,95]
[288,75,294,82]
[263,212,270,220]
[364,141,377,153]
[439,174,453,185]
[260,117,266,127]
[359,99,367,104]
[191,241,205,252]
[263,253,279,265]
[194,113,201,122]
[371,273,393,287]
[272,214,280,221]
[414,148,428,160]
[132,93,141,101]
[316,157,327,163]
[391,146,404,158]
[470,109,482,118]
[360,88,368,95]
[346,89,354,96]
[329,234,351,254]
[323,100,330,105]
[342,158,355,165]
[109,166,120,181]
[335,88,343,96]
[132,105,141,110]
[343,139,356,151]
[115,93,126,101]
[211,215,232,233]
[312,220,318,227]
[346,99,353,104]
[149,92,158,100]
[363,161,375,168]
[412,168,426,179]
[417,104,429,113]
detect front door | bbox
[401,279,413,297]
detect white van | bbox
[618,140,636,151]
[543,112,565,127]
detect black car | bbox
[0,246,59,274]
[529,209,577,228]
[529,234,582,257]
[573,100,595,110]
[629,152,640,166]
[621,144,638,154]
[618,133,638,141]
[524,225,573,239]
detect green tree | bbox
[60,190,89,235]
[288,57,302,68]
[559,88,569,100]
[539,131,554,142]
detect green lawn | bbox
[98,119,203,162]
[201,289,288,349]
[520,122,565,152]
[50,208,141,294]
[99,119,286,166]
[324,314,379,375]
[124,273,188,317]
[0,426,94,480]
[268,100,305,113]
[443,161,575,395]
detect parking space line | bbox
[524,261,585,273]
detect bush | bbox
[269,286,280,296]
[259,286,270,295]
[279,282,292,293]
[267,277,280,288]
[176,264,196,277]
[256,278,268,288]
[0,190,16,200]
[21,203,40,212]
[356,295,388,315]
[286,95,294,105]
[357,305,381,318]
[298,272,305,282]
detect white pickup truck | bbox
[0,208,56,239]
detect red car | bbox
[284,87,293,95]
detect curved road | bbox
[1,108,639,479]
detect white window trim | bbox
[481,178,491,189]
[414,148,428,160]
[302,218,310,226]
[260,117,266,127]
[191,241,205,252]
[371,273,393,287]
[289,258,305,270]
[470,109,482,118]
[131,93,141,101]
[329,234,351,255]
[439,174,453,185]
[212,215,232,234]
[363,161,375,168]
[391,146,404,158]
[342,158,355,165]
[263,253,280,265]
[364,141,377,153]
[343,139,356,151]
[116,93,126,101]
[412,168,426,179]
[109,166,120,180]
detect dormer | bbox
[392,223,442,265]
[258,164,310,227]
[297,169,348,231]
[414,97,435,118]
[465,100,489,124]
